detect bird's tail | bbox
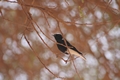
[67,48,86,61]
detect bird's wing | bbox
[65,40,74,48]
[67,48,86,60]
[65,40,86,60]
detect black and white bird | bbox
[53,34,86,60]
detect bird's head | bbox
[53,34,63,40]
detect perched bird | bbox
[53,34,86,60]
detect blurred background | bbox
[0,0,120,80]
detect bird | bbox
[53,34,86,60]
